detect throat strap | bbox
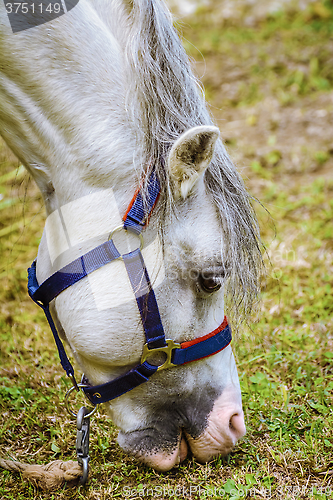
[28,261,77,383]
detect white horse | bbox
[0,0,263,471]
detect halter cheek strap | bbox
[28,169,232,405]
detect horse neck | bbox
[0,0,139,214]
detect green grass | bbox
[1,1,333,499]
[182,0,333,107]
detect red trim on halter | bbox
[122,169,161,227]
[143,192,160,226]
[180,316,228,349]
[122,188,160,227]
[122,187,141,222]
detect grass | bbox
[1,1,333,499]
[182,0,333,107]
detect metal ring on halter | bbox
[108,225,144,253]
[65,384,98,418]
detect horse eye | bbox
[198,275,222,293]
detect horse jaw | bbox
[167,125,220,200]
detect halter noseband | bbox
[27,169,231,406]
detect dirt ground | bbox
[210,82,333,194]
[168,0,333,197]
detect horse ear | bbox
[167,125,220,200]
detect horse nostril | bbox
[229,412,246,440]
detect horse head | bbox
[0,0,263,471]
[110,125,247,470]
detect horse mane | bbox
[125,0,264,327]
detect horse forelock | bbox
[123,0,264,327]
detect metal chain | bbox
[76,407,91,485]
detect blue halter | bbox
[28,169,232,406]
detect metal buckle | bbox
[108,225,143,255]
[141,339,181,372]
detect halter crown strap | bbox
[28,168,232,406]
[123,168,161,233]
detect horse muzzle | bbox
[117,383,245,471]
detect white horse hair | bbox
[125,0,263,326]
[0,0,264,471]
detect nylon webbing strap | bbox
[27,169,163,401]
[27,240,120,386]
[28,240,120,305]
[43,304,76,379]
[173,321,231,365]
[28,262,76,380]
[122,169,165,349]
[123,249,166,349]
[83,361,158,405]
[83,318,231,405]
[123,169,160,233]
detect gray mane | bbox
[125,0,264,326]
